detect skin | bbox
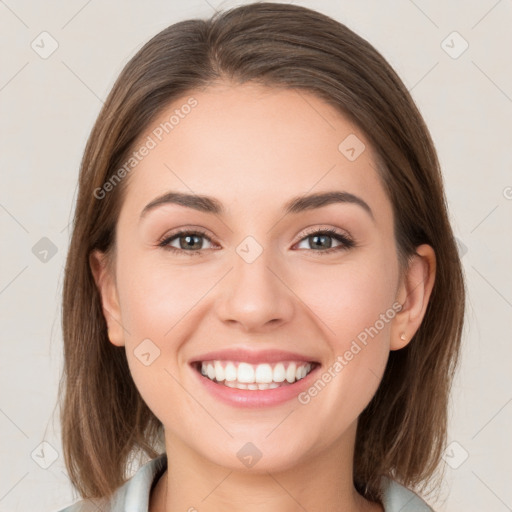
[90,82,435,512]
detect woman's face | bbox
[94,82,411,472]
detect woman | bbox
[57,3,465,511]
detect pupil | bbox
[311,234,331,249]
[182,235,201,250]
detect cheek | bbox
[116,252,213,338]
[293,252,398,412]
[114,253,221,421]
[293,252,398,346]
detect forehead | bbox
[120,82,392,224]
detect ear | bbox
[89,249,125,347]
[390,244,436,350]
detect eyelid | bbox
[157,226,216,244]
[157,224,355,255]
[296,224,351,241]
[157,227,218,255]
[293,225,355,254]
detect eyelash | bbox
[157,227,355,257]
[294,227,355,256]
[157,229,212,256]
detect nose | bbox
[216,246,295,332]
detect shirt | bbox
[56,453,433,511]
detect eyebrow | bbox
[140,190,374,221]
[284,191,373,220]
[140,192,224,219]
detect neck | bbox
[149,422,383,512]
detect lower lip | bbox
[190,363,321,408]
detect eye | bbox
[158,228,216,255]
[294,227,355,255]
[158,229,355,256]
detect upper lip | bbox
[190,348,320,365]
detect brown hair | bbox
[59,1,465,504]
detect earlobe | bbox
[390,244,436,351]
[89,249,125,347]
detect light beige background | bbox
[0,0,511,510]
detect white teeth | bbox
[225,381,247,389]
[273,362,286,382]
[214,361,225,381]
[286,363,297,383]
[255,363,273,383]
[199,360,314,388]
[223,381,280,390]
[224,362,237,381]
[237,362,255,383]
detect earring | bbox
[400,333,406,341]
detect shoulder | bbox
[56,456,432,512]
[54,500,109,512]
[55,453,167,512]
[381,476,434,512]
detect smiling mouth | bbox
[192,360,319,390]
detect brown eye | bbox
[175,233,205,250]
[307,233,335,250]
[295,228,355,255]
[158,229,215,255]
